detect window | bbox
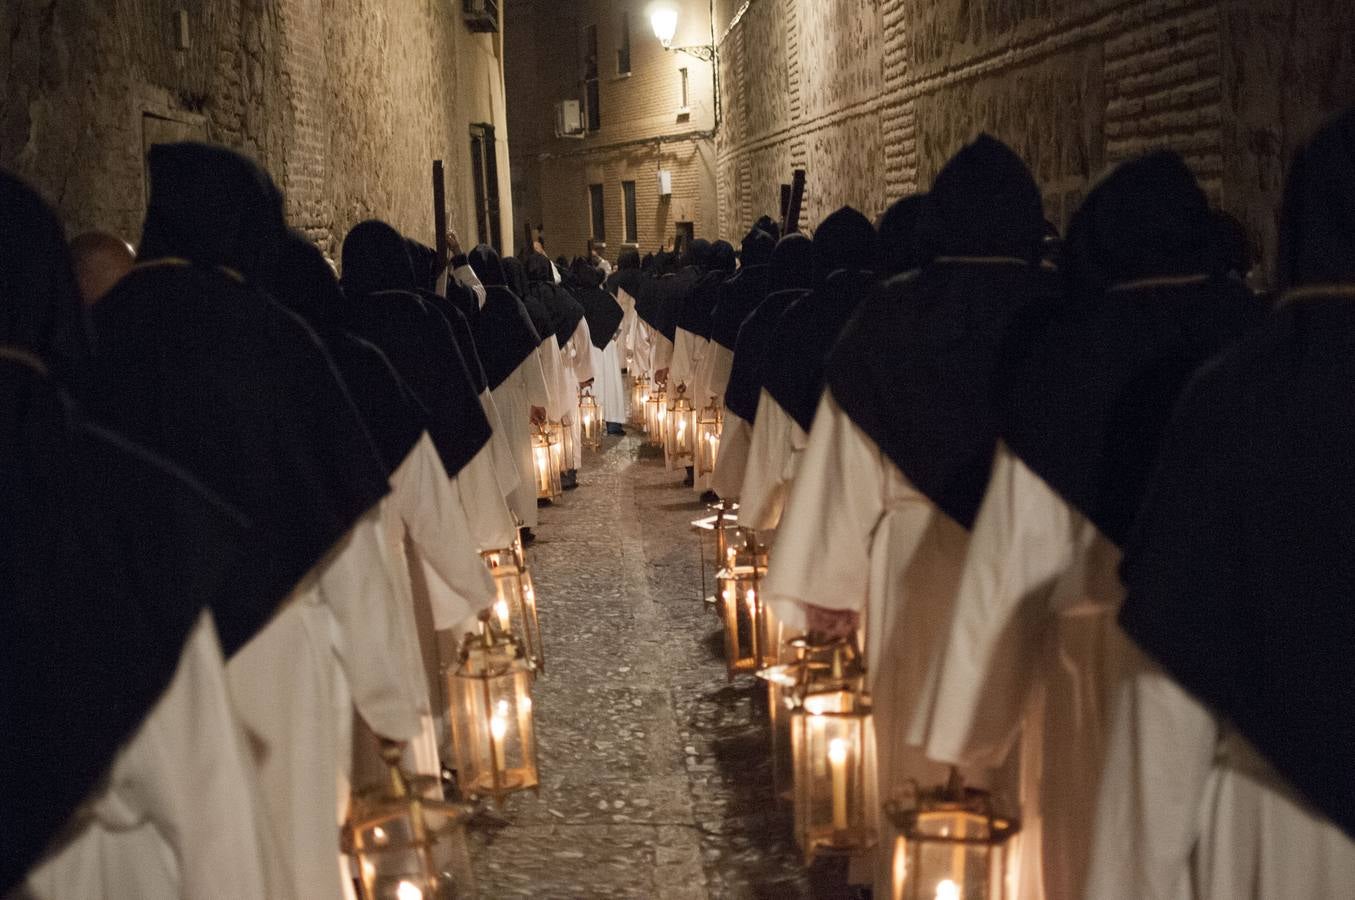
[622,180,638,244]
[589,184,606,242]
[584,24,601,131]
[679,67,690,110]
[616,12,631,75]
[469,123,503,253]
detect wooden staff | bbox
[779,183,792,225]
[784,169,806,234]
[432,160,448,265]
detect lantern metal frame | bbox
[885,770,1020,900]
[716,528,770,680]
[554,416,574,475]
[665,383,698,468]
[480,547,545,675]
[691,500,744,609]
[445,623,540,807]
[531,422,562,500]
[761,636,861,805]
[629,374,649,428]
[695,396,721,477]
[342,741,477,900]
[578,387,602,450]
[645,386,668,447]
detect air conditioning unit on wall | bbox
[656,169,672,197]
[555,100,585,138]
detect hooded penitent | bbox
[1118,108,1355,842]
[571,258,624,350]
[466,244,541,389]
[606,248,645,304]
[710,227,776,352]
[762,206,878,432]
[826,134,1052,529]
[86,142,391,654]
[675,240,737,341]
[722,233,815,424]
[1,170,250,897]
[503,254,554,343]
[999,150,1265,547]
[276,230,426,476]
[340,219,491,478]
[525,251,585,349]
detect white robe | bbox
[1087,647,1355,900]
[763,392,1003,898]
[926,443,1137,900]
[592,339,628,425]
[737,390,805,530]
[559,319,594,470]
[24,613,284,900]
[227,509,420,900]
[710,411,753,500]
[493,349,552,529]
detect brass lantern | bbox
[645,386,668,447]
[760,636,859,805]
[690,500,744,611]
[480,547,545,675]
[531,423,562,500]
[665,384,698,467]
[445,623,539,806]
[695,396,721,477]
[343,742,476,899]
[553,417,574,475]
[716,529,769,680]
[791,642,875,862]
[886,770,1019,900]
[579,388,602,450]
[629,374,649,428]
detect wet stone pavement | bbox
[468,434,856,899]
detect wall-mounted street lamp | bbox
[648,2,716,62]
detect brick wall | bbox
[1,0,513,263]
[505,0,719,263]
[714,0,1355,277]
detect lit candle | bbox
[935,879,959,900]
[396,881,424,900]
[828,737,849,832]
[490,700,509,772]
[494,598,510,630]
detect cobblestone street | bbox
[469,434,854,899]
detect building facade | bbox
[712,0,1355,277]
[505,0,718,264]
[2,0,515,261]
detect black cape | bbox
[1120,108,1355,841]
[420,287,489,394]
[277,231,426,477]
[525,252,585,349]
[504,255,554,344]
[1000,152,1265,547]
[606,250,646,308]
[825,135,1049,529]
[571,266,625,350]
[722,233,815,423]
[763,268,877,432]
[710,227,776,351]
[467,244,542,390]
[88,143,391,654]
[341,220,491,477]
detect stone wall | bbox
[1,0,514,260]
[714,0,1355,276]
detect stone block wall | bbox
[714,0,1355,276]
[1,0,513,261]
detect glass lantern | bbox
[343,741,476,900]
[886,770,1019,900]
[645,386,668,447]
[531,423,562,500]
[791,645,875,863]
[761,636,859,805]
[695,397,721,477]
[690,500,744,611]
[445,623,539,807]
[579,388,602,450]
[553,416,574,475]
[629,374,649,428]
[716,529,770,680]
[665,384,698,468]
[480,547,544,675]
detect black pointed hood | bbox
[1277,106,1355,288]
[341,221,491,477]
[572,258,624,350]
[877,193,936,277]
[467,244,541,389]
[826,135,1050,528]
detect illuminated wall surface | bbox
[1,0,514,259]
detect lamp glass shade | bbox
[645,387,668,447]
[791,688,876,862]
[665,387,697,467]
[481,548,544,674]
[532,425,562,500]
[648,3,678,46]
[579,390,602,449]
[696,398,721,476]
[887,784,1018,900]
[629,375,650,427]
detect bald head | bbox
[70,231,135,305]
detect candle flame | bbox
[828,738,849,765]
[494,599,510,628]
[935,879,959,900]
[396,881,424,900]
[491,713,508,740]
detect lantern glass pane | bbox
[532,430,562,499]
[580,394,602,449]
[351,809,474,899]
[791,696,875,860]
[481,553,544,672]
[447,650,538,803]
[718,565,762,677]
[900,810,996,900]
[695,416,719,475]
